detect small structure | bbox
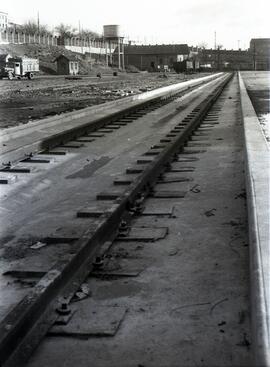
[54,54,79,75]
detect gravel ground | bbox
[0,72,208,129]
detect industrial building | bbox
[123,44,189,71]
[197,40,270,71]
[250,38,270,70]
[198,48,253,70]
[122,39,270,72]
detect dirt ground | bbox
[0,72,208,129]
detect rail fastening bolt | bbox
[119,220,128,232]
[92,256,104,269]
[56,302,71,315]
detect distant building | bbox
[122,44,189,71]
[197,39,270,71]
[0,11,8,30]
[198,48,253,70]
[250,38,270,70]
[54,54,79,75]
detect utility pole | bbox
[253,42,256,71]
[214,31,217,70]
[217,45,220,71]
[37,11,40,33]
[78,20,83,54]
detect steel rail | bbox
[0,72,233,367]
[0,91,184,167]
[1,75,221,167]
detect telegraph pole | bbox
[214,31,217,70]
[253,42,256,71]
[78,20,83,54]
[37,11,40,33]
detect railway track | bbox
[0,73,221,166]
[0,86,196,168]
[0,72,246,366]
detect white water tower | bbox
[103,25,124,70]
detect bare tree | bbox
[197,42,208,50]
[55,23,76,38]
[80,28,100,40]
[17,21,51,35]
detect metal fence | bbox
[0,31,58,46]
[0,31,118,54]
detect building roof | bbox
[249,38,270,54]
[123,44,189,55]
[250,38,270,42]
[202,49,249,54]
[54,54,79,62]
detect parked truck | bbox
[0,56,39,80]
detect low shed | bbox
[54,54,79,75]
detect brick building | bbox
[199,48,253,70]
[249,38,270,70]
[123,44,189,71]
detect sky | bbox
[3,0,269,50]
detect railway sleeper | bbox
[0,73,233,367]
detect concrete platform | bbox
[239,72,270,366]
